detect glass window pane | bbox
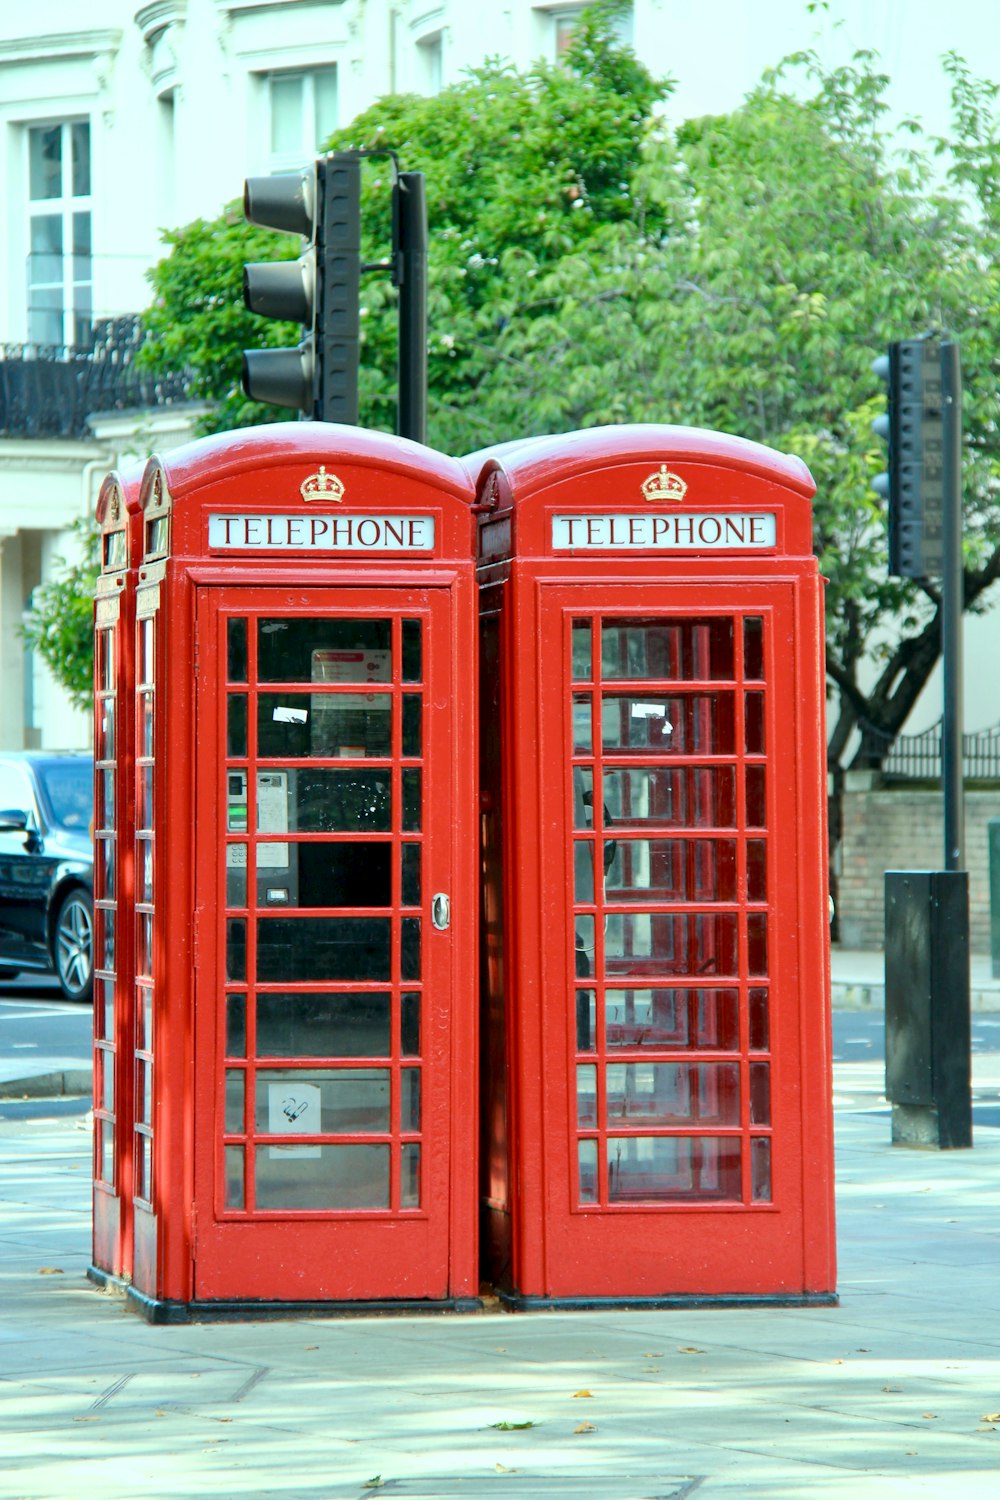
[743,617,764,680]
[100,1119,115,1185]
[604,987,739,1050]
[314,67,339,143]
[138,837,153,903]
[228,694,248,757]
[401,843,421,906]
[227,618,248,682]
[140,692,154,757]
[745,764,766,827]
[751,1137,772,1202]
[256,992,390,1057]
[401,917,421,980]
[749,988,769,1051]
[401,1142,420,1207]
[225,1146,245,1210]
[572,620,592,680]
[605,839,737,902]
[257,916,390,982]
[603,765,736,830]
[747,840,767,902]
[608,1135,742,1203]
[572,694,592,752]
[99,977,114,1041]
[745,692,765,755]
[601,619,734,681]
[101,909,116,972]
[270,73,304,156]
[602,693,735,755]
[100,1049,114,1112]
[29,213,62,266]
[256,1143,389,1210]
[139,1058,152,1124]
[72,122,91,195]
[401,992,421,1055]
[258,619,391,682]
[402,619,422,682]
[402,769,421,831]
[573,767,594,829]
[226,993,247,1058]
[402,695,422,756]
[606,1062,740,1126]
[140,618,154,685]
[226,918,247,981]
[225,1069,245,1133]
[258,692,391,758]
[748,913,768,977]
[578,1138,598,1204]
[750,1061,771,1125]
[604,912,739,978]
[261,768,392,832]
[576,990,596,1052]
[576,1064,597,1126]
[255,1067,390,1132]
[402,1068,421,1130]
[29,125,62,199]
[285,841,391,909]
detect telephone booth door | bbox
[533,585,811,1296]
[191,584,468,1303]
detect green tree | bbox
[31,11,1000,814]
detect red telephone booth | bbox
[475,425,835,1305]
[109,423,479,1318]
[92,467,143,1280]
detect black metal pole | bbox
[396,171,428,445]
[940,340,963,871]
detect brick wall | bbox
[836,787,1000,951]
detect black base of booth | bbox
[497,1290,839,1311]
[89,1265,837,1319]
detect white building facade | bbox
[0,0,996,748]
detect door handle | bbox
[432,892,450,930]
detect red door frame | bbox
[190,582,476,1303]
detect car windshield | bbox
[37,761,93,831]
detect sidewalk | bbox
[831,948,1000,1013]
[2,1049,1000,1498]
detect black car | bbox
[0,752,94,1002]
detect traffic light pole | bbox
[396,172,428,445]
[940,340,963,871]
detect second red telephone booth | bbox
[475,425,836,1306]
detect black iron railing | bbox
[0,317,192,439]
[856,718,1000,780]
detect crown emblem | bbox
[641,464,688,504]
[301,466,345,503]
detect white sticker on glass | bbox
[273,706,308,724]
[268,1081,321,1159]
[631,703,671,725]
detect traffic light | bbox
[871,338,945,579]
[242,154,360,423]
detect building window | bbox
[415,32,443,95]
[548,2,633,58]
[27,121,92,348]
[266,68,338,169]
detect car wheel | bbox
[53,889,94,1003]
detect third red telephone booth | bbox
[475,425,836,1305]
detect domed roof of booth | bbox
[140,421,477,501]
[460,424,815,498]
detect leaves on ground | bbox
[492,1420,536,1430]
[574,1421,597,1433]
